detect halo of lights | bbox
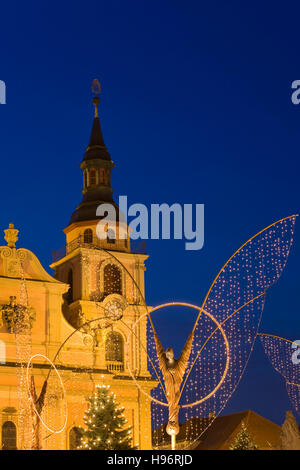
[126,302,230,407]
[26,354,68,434]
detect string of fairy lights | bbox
[78,385,133,450]
[15,265,34,450]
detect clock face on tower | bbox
[104,299,124,321]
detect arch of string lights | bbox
[259,333,300,416]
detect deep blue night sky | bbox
[0,1,299,425]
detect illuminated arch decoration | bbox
[259,333,300,416]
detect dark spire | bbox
[82,95,111,162]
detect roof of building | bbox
[152,410,281,450]
[196,410,281,450]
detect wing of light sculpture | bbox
[194,214,297,327]
[260,333,300,415]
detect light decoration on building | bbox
[26,354,68,434]
[259,333,300,416]
[15,265,34,450]
[126,215,297,449]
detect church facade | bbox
[0,93,154,450]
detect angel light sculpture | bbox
[127,215,297,450]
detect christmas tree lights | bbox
[77,385,135,450]
[229,422,259,450]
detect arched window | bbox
[107,229,115,244]
[105,332,123,363]
[99,168,105,185]
[69,426,83,450]
[89,168,97,186]
[2,421,16,450]
[104,264,122,295]
[84,170,87,189]
[66,269,73,304]
[83,228,93,244]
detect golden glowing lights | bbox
[26,354,68,434]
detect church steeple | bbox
[83,96,111,162]
[69,82,118,225]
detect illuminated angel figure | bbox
[153,331,193,436]
[140,214,298,450]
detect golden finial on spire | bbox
[91,78,101,118]
[4,223,19,248]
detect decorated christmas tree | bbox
[229,421,259,450]
[77,384,135,450]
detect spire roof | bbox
[82,96,111,162]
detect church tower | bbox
[69,94,118,227]
[50,84,154,449]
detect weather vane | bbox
[91,79,101,117]
[91,78,101,95]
